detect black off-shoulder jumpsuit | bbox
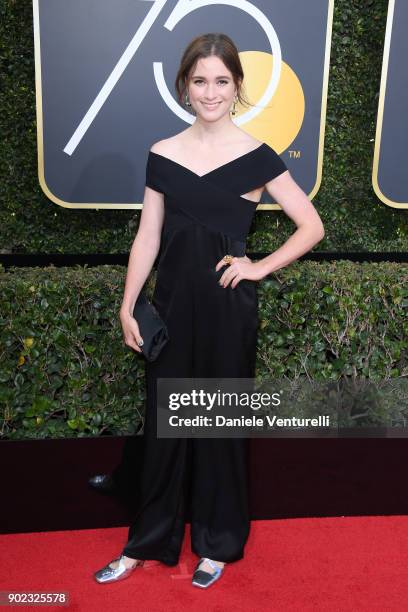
[122,142,287,565]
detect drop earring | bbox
[230,96,238,116]
[185,92,191,106]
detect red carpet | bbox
[1,517,408,611]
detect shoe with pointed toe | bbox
[191,557,224,589]
[94,555,144,584]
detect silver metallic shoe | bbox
[94,554,144,584]
[191,557,225,588]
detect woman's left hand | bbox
[215,255,265,289]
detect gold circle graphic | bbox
[237,50,305,153]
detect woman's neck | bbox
[187,116,241,146]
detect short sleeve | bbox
[223,143,287,195]
[261,145,287,182]
[145,152,164,194]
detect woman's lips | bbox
[202,102,221,109]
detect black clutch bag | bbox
[132,292,169,362]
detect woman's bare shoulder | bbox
[149,129,262,157]
[238,132,263,149]
[149,131,188,156]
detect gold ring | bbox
[223,254,234,265]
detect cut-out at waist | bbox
[240,185,264,203]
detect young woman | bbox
[94,32,324,589]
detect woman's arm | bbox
[119,185,164,351]
[256,170,325,277]
[216,171,325,289]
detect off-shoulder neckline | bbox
[148,142,268,179]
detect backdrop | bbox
[1,0,406,254]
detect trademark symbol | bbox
[289,150,301,159]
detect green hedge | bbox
[1,0,407,254]
[1,262,407,439]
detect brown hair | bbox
[175,33,252,110]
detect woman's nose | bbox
[205,84,217,98]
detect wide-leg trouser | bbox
[122,270,258,565]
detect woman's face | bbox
[187,55,237,120]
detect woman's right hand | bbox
[120,310,144,354]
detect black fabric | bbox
[122,143,287,564]
[145,142,287,241]
[132,291,169,361]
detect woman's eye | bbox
[193,80,229,85]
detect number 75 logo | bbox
[33,0,333,209]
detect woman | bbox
[94,32,324,589]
